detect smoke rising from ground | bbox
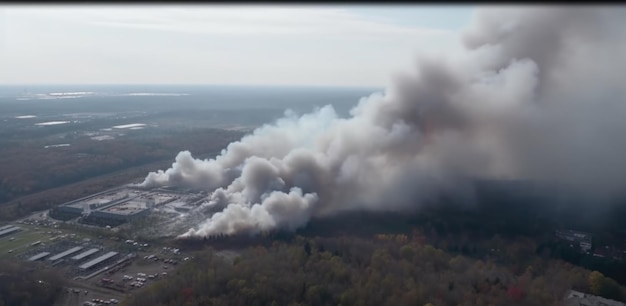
[141,6,626,237]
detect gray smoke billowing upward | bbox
[141,6,626,237]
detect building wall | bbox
[89,208,151,221]
[55,206,82,215]
[126,208,151,221]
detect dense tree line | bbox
[0,128,243,220]
[122,234,626,306]
[535,240,626,286]
[0,260,66,306]
[293,205,626,287]
[0,128,242,203]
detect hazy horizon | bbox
[0,5,473,87]
[0,83,382,90]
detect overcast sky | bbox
[0,5,474,87]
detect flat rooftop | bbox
[0,224,14,231]
[71,248,100,261]
[557,229,592,238]
[65,188,144,209]
[79,251,118,270]
[101,200,149,215]
[0,226,21,237]
[165,200,197,211]
[28,252,51,261]
[144,193,179,204]
[48,246,84,261]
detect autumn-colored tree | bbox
[588,270,624,301]
[507,285,524,302]
[589,271,606,295]
[118,234,626,306]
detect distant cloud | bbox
[1,5,465,86]
[6,6,453,41]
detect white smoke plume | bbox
[141,6,626,237]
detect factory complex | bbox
[0,182,199,306]
[52,185,206,226]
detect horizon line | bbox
[0,83,384,90]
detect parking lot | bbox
[61,245,191,306]
[0,214,199,306]
[101,246,186,285]
[55,252,184,306]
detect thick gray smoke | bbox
[141,6,626,237]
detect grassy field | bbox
[0,226,50,259]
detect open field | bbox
[0,226,50,259]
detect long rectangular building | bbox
[48,246,83,261]
[0,226,21,238]
[71,248,100,261]
[28,252,51,261]
[79,251,118,270]
[0,224,14,231]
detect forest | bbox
[0,128,243,220]
[285,180,626,286]
[0,260,66,306]
[122,234,626,306]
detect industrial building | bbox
[556,229,593,252]
[71,248,100,261]
[48,246,84,261]
[0,224,15,231]
[89,199,152,221]
[55,188,134,215]
[54,187,153,224]
[79,251,118,271]
[28,252,51,262]
[52,185,206,226]
[0,226,22,238]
